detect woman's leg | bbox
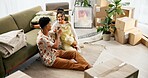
[51,57,87,71]
[63,44,76,51]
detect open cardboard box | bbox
[84,58,139,78]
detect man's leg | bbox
[58,50,90,68]
[51,57,87,71]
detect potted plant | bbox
[97,0,130,41]
[97,16,112,41]
[81,0,91,7]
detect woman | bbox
[37,17,91,70]
[52,8,81,52]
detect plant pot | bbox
[103,33,111,41]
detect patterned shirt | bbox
[36,30,56,66]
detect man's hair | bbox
[39,17,51,29]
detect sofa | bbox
[0,6,42,78]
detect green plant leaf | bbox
[116,8,124,15]
[108,10,116,17]
[97,26,103,32]
[107,6,116,14]
[105,16,112,25]
[109,4,114,7]
[114,0,121,5]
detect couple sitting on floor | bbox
[36,8,91,71]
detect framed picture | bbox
[74,7,93,28]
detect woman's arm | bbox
[69,22,81,52]
[52,29,62,49]
[33,24,40,29]
[69,22,79,44]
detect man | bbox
[37,17,91,71]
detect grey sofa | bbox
[0,6,42,78]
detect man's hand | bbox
[57,28,62,36]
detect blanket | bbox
[0,29,27,58]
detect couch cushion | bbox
[10,6,42,33]
[0,16,19,34]
[31,14,56,25]
[3,29,40,73]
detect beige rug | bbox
[23,43,105,78]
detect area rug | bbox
[22,32,105,78]
[23,43,105,78]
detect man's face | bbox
[46,22,51,31]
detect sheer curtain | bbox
[0,0,70,18]
[130,0,148,24]
[130,0,148,36]
[0,0,41,18]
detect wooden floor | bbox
[76,28,148,78]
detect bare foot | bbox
[70,59,77,63]
[85,64,92,70]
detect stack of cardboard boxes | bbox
[94,0,135,28]
[115,17,142,45]
[94,0,109,27]
[94,0,145,46]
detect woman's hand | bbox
[72,41,77,47]
[55,27,62,37]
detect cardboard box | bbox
[115,28,139,44]
[95,5,108,18]
[96,0,109,7]
[115,29,130,44]
[141,36,148,48]
[115,17,136,31]
[115,28,142,44]
[129,29,142,45]
[84,58,139,78]
[117,7,135,18]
